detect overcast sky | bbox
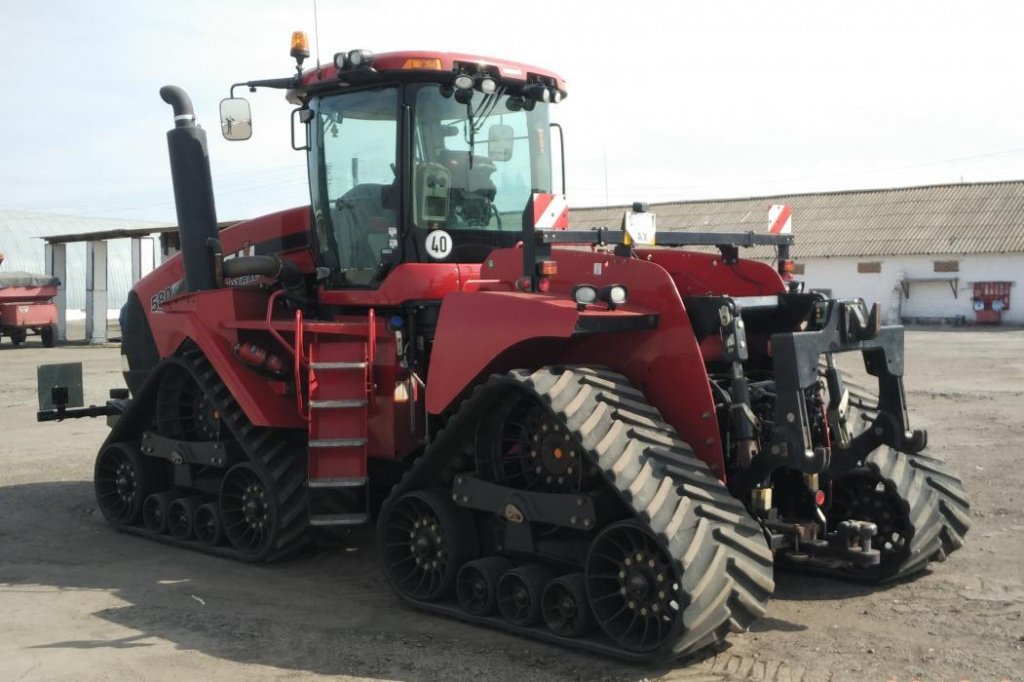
[2,1,1022,224]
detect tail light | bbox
[537,260,558,276]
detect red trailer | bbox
[0,252,59,347]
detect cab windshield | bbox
[307,83,552,287]
[411,84,552,236]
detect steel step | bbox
[308,477,368,489]
[310,361,367,370]
[309,438,368,448]
[310,513,369,527]
[309,399,367,409]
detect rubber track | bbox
[823,446,970,583]
[825,370,970,579]
[119,348,309,562]
[379,365,775,662]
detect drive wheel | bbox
[586,521,683,653]
[155,366,222,441]
[220,463,277,558]
[379,489,477,602]
[475,390,598,494]
[94,443,158,526]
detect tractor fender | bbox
[425,256,728,479]
[426,292,581,416]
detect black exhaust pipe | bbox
[160,85,219,292]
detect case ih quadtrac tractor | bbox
[40,34,969,662]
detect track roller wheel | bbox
[167,496,202,540]
[143,492,179,534]
[497,564,555,626]
[380,489,477,602]
[542,572,595,638]
[194,502,224,546]
[94,443,159,527]
[220,463,281,558]
[457,556,511,616]
[586,521,683,653]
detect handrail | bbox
[264,290,296,357]
[366,308,376,408]
[295,307,309,421]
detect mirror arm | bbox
[230,76,300,98]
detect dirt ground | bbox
[1,327,1021,681]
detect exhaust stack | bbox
[160,85,219,292]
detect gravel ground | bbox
[1,327,1021,681]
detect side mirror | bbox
[487,124,514,162]
[220,97,252,141]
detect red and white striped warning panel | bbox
[768,204,793,235]
[532,193,570,229]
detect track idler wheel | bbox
[586,521,683,653]
[143,492,180,534]
[194,502,224,546]
[219,463,279,558]
[379,489,478,602]
[542,572,595,638]
[457,556,511,616]
[94,443,160,527]
[497,564,555,627]
[167,496,202,540]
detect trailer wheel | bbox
[10,330,26,346]
[41,325,56,348]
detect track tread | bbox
[111,348,310,562]
[827,447,969,582]
[379,364,774,662]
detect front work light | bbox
[572,284,599,308]
[454,73,475,90]
[601,284,628,309]
[333,52,349,71]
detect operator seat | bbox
[333,183,397,284]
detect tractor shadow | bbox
[0,479,740,680]
[771,566,928,602]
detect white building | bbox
[571,180,1022,325]
[0,209,167,312]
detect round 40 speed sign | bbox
[425,229,453,259]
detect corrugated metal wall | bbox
[0,210,166,310]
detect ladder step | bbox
[310,399,367,409]
[310,361,367,370]
[308,477,368,489]
[309,438,367,448]
[310,513,369,527]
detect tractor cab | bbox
[222,39,565,290]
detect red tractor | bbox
[40,35,969,662]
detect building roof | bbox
[569,180,1024,259]
[40,220,241,244]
